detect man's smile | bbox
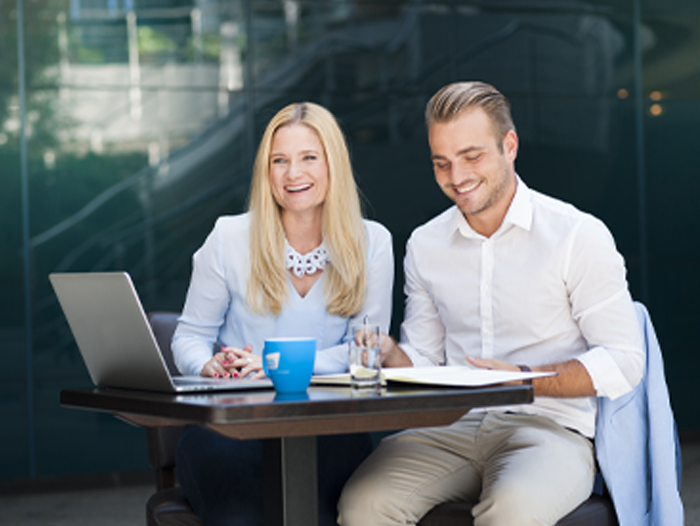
[453,180,481,194]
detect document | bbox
[312,365,555,388]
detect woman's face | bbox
[269,123,329,220]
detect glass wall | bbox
[2,0,698,481]
[642,0,700,435]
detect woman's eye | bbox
[303,154,317,161]
[271,157,286,164]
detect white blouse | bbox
[173,213,394,376]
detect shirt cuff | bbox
[576,346,635,400]
[397,342,442,367]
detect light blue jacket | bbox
[595,302,684,526]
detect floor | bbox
[1,443,699,526]
[684,443,700,526]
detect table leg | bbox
[263,436,319,526]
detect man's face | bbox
[429,108,518,235]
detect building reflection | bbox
[1,0,698,482]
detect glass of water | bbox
[348,323,382,390]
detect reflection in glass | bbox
[2,0,698,480]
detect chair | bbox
[146,312,201,526]
[418,493,616,526]
[144,312,617,526]
[146,428,201,526]
[149,312,182,378]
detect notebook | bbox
[49,271,273,393]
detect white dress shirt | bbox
[173,213,394,377]
[399,177,644,437]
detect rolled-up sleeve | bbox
[566,217,645,399]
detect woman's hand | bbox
[200,344,265,379]
[222,346,266,379]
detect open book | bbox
[312,365,555,388]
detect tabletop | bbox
[60,383,534,439]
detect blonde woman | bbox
[173,102,394,526]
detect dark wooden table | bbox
[61,384,533,526]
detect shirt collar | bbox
[451,174,533,239]
[504,174,533,233]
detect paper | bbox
[311,372,383,386]
[383,366,555,387]
[311,365,555,388]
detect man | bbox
[338,81,645,526]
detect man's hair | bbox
[246,102,367,317]
[425,81,516,146]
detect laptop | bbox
[49,271,273,393]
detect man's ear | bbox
[503,130,518,162]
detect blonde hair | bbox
[426,81,516,150]
[246,102,367,317]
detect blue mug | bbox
[263,338,316,393]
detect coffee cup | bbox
[263,337,316,393]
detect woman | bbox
[172,102,394,526]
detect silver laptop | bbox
[49,271,273,393]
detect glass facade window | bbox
[2,0,699,480]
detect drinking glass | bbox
[348,323,382,390]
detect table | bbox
[61,384,533,526]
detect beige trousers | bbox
[338,412,595,526]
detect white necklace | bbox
[285,240,330,278]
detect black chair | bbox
[418,495,617,526]
[146,312,201,526]
[144,311,618,526]
[146,427,201,526]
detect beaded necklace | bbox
[285,240,330,278]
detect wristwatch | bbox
[518,364,532,385]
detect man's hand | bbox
[379,334,413,368]
[467,356,596,398]
[467,356,520,372]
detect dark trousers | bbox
[176,425,373,526]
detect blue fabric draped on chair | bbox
[595,302,684,526]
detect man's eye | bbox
[435,163,449,170]
[466,154,482,162]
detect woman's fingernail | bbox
[222,360,228,365]
[213,373,219,378]
[233,372,239,378]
